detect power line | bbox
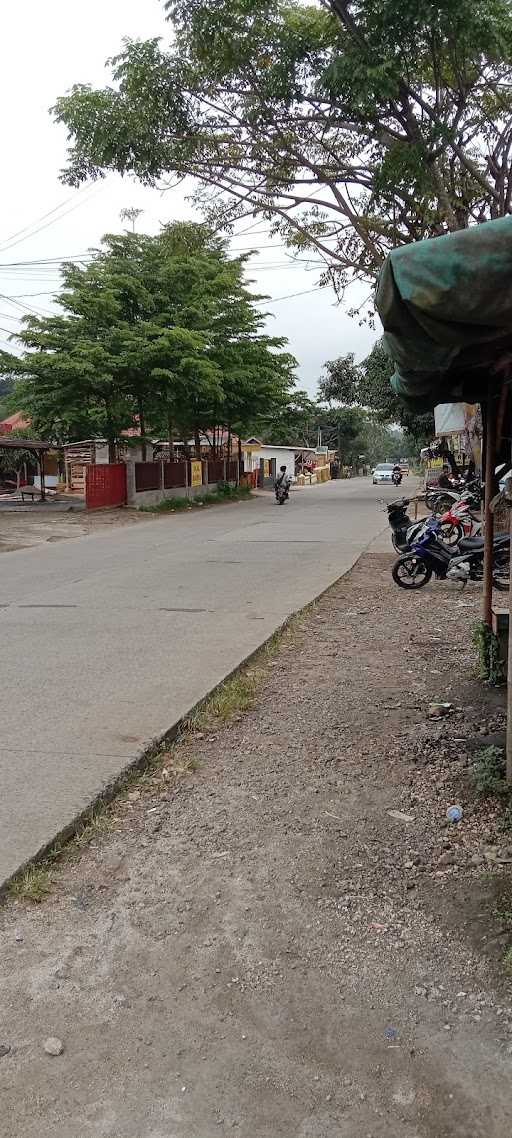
[256,285,325,304]
[0,253,93,267]
[0,188,100,254]
[0,292,54,318]
[0,192,86,251]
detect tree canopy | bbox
[54,0,512,288]
[319,340,434,450]
[254,384,407,463]
[3,223,296,457]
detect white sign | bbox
[434,403,466,435]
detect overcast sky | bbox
[0,0,377,396]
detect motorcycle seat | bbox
[458,534,509,553]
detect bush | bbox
[472,621,505,685]
[470,746,506,798]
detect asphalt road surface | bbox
[0,478,392,883]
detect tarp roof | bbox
[375,216,512,412]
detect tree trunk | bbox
[194,424,201,459]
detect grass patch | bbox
[8,865,53,903]
[141,484,251,513]
[503,946,512,974]
[193,673,256,727]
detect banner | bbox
[190,460,203,488]
[434,403,466,434]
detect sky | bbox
[0,0,377,396]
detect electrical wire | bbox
[0,293,55,318]
[256,285,325,304]
[0,188,100,254]
[0,191,87,251]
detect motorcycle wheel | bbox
[438,521,464,547]
[392,554,433,590]
[431,494,456,516]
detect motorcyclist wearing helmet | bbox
[274,464,291,499]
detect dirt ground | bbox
[0,506,154,553]
[1,543,512,1137]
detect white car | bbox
[372,463,395,485]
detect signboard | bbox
[434,403,466,435]
[190,460,203,488]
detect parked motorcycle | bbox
[425,478,481,516]
[384,496,470,554]
[391,517,510,591]
[385,497,416,552]
[433,493,482,548]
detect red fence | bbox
[135,462,161,492]
[227,459,238,482]
[86,463,127,509]
[163,461,187,489]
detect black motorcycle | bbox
[385,497,415,553]
[392,517,510,591]
[392,467,403,486]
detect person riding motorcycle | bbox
[274,465,291,501]
[392,463,402,486]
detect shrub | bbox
[470,746,506,798]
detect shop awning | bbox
[375,215,512,412]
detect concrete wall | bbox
[130,483,221,508]
[125,462,232,507]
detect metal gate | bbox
[85,463,127,509]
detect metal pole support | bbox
[482,390,496,629]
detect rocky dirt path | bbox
[1,542,512,1138]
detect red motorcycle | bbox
[437,493,481,547]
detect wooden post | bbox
[506,445,512,783]
[482,389,496,629]
[39,450,46,502]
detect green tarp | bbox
[375,215,512,411]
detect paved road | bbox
[0,478,390,883]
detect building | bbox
[0,411,31,435]
[62,439,149,493]
[241,439,327,485]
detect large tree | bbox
[5,224,295,457]
[54,0,512,289]
[319,340,434,450]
